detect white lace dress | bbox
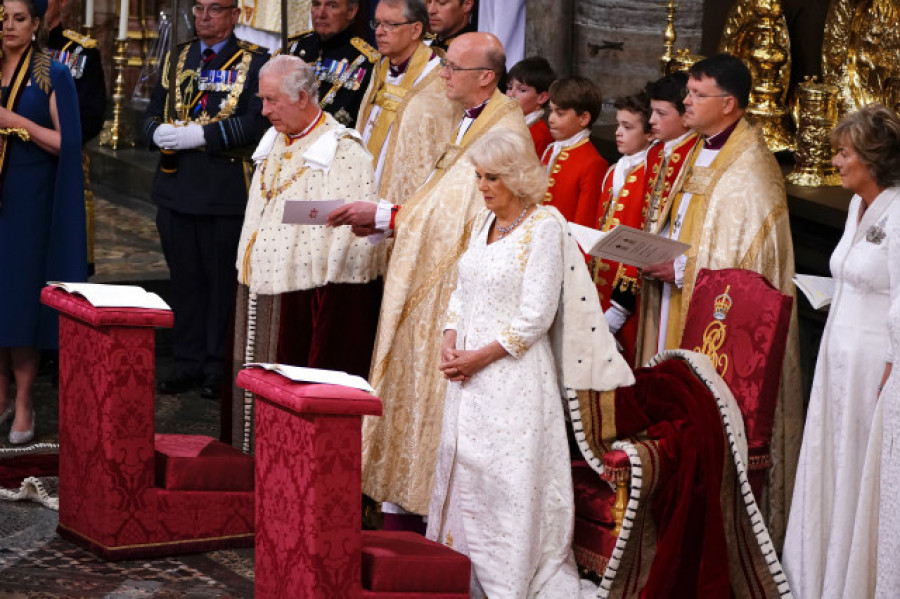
[783,188,900,598]
[426,207,581,598]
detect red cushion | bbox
[572,462,616,526]
[573,516,618,575]
[679,268,792,447]
[154,434,253,492]
[361,531,470,593]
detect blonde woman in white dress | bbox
[783,104,900,598]
[426,129,632,597]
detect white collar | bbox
[663,130,694,157]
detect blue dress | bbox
[0,49,86,349]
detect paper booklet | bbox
[48,282,170,311]
[568,223,691,269]
[282,199,346,225]
[243,363,375,393]
[793,274,834,310]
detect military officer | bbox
[44,0,107,275]
[141,0,269,399]
[425,0,475,52]
[285,0,378,127]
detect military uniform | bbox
[47,26,106,143]
[286,27,378,127]
[426,21,477,54]
[141,34,269,393]
[47,26,107,275]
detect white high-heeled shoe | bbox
[9,410,35,445]
[0,404,13,427]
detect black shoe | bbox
[200,377,221,400]
[157,373,201,395]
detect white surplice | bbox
[783,188,900,598]
[426,207,581,598]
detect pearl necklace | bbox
[495,206,529,239]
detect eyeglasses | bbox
[439,58,491,74]
[369,19,416,32]
[192,3,237,16]
[684,89,731,101]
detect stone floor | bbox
[0,193,255,598]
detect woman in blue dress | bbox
[0,0,85,444]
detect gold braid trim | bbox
[170,44,250,124]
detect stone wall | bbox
[572,0,703,109]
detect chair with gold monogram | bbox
[571,268,794,585]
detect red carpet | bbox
[0,453,59,488]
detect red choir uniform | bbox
[594,149,661,365]
[542,137,608,228]
[644,132,702,236]
[529,119,553,159]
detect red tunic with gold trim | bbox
[644,132,702,235]
[541,138,608,227]
[529,119,553,159]
[594,149,662,365]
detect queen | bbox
[426,129,632,597]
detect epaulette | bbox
[351,37,379,63]
[287,29,315,44]
[238,39,266,54]
[62,29,97,48]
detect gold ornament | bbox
[720,0,794,153]
[786,77,842,187]
[822,0,900,115]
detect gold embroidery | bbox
[445,532,454,548]
[695,319,728,376]
[32,51,51,94]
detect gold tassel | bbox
[241,230,257,285]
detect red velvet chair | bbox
[42,287,255,560]
[237,368,471,598]
[572,268,794,576]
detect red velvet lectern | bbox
[237,368,471,599]
[42,287,254,560]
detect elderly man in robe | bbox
[330,32,531,526]
[351,0,460,212]
[228,55,385,451]
[638,53,802,547]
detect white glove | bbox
[604,301,631,334]
[171,122,206,150]
[153,123,178,149]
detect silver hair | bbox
[259,54,319,104]
[468,129,548,206]
[380,0,428,31]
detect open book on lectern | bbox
[48,282,170,310]
[567,223,690,269]
[243,363,375,393]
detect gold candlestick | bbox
[745,0,793,152]
[99,39,134,150]
[786,77,842,187]
[658,0,679,74]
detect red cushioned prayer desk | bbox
[41,287,254,560]
[236,368,470,599]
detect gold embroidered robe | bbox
[356,42,462,205]
[637,118,802,548]
[361,90,531,514]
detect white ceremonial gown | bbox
[783,188,900,598]
[426,208,581,598]
[876,297,900,597]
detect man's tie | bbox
[199,48,217,111]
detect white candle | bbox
[84,0,93,28]
[118,0,129,40]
